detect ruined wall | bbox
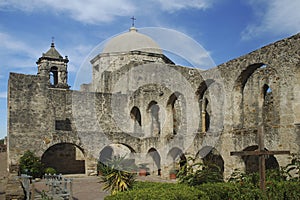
[7,73,53,171]
[7,32,300,178]
[213,33,300,177]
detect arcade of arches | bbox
[7,29,300,179]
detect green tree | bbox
[19,150,44,178]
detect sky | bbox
[0,0,300,139]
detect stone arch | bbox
[232,63,268,127]
[197,80,214,132]
[146,148,161,176]
[166,92,185,135]
[196,79,215,98]
[262,84,274,125]
[197,146,224,173]
[99,146,113,165]
[147,101,160,136]
[50,66,58,86]
[130,106,142,135]
[99,143,136,165]
[196,79,224,133]
[234,63,265,93]
[167,147,187,169]
[130,106,142,126]
[242,145,279,173]
[41,143,85,174]
[237,64,280,128]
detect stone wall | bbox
[7,32,300,178]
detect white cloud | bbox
[0,0,136,24]
[0,32,39,57]
[0,0,213,24]
[0,32,41,76]
[153,0,212,12]
[0,92,7,99]
[242,0,300,39]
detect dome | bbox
[102,27,162,54]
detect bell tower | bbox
[36,41,69,88]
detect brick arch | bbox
[41,142,85,174]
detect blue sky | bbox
[0,0,300,139]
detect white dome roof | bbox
[102,27,162,54]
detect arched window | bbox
[197,80,214,132]
[50,66,58,86]
[262,84,274,125]
[148,101,160,135]
[130,106,142,126]
[200,98,210,132]
[167,92,182,135]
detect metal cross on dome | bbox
[230,124,290,192]
[131,16,136,27]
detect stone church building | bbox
[7,26,300,178]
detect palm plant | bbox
[100,155,136,195]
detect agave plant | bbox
[100,155,136,195]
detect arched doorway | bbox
[146,148,161,176]
[41,143,85,174]
[242,145,279,173]
[167,147,187,169]
[98,144,136,171]
[197,146,224,174]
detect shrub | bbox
[105,181,300,200]
[105,181,209,200]
[44,167,57,175]
[100,156,136,195]
[197,182,266,200]
[19,150,44,178]
[266,181,300,200]
[177,156,223,186]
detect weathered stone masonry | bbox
[7,29,300,178]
